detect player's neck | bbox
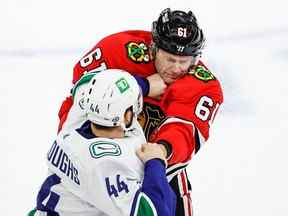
[90,123,125,139]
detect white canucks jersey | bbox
[33,72,176,216]
[36,121,150,216]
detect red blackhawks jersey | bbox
[58,30,223,165]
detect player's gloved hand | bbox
[136,142,167,167]
[146,74,167,100]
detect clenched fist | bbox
[136,142,167,167]
[146,73,167,100]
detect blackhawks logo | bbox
[189,65,216,82]
[126,42,150,63]
[137,102,165,141]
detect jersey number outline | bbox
[37,174,61,213]
[195,96,220,126]
[80,48,107,73]
[105,174,129,197]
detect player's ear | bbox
[124,106,133,128]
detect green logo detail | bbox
[189,65,215,82]
[89,141,122,159]
[116,77,130,93]
[135,193,157,216]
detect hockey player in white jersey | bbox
[29,69,176,216]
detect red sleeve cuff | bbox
[154,123,195,164]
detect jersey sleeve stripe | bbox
[194,128,201,154]
[131,192,158,216]
[194,127,205,155]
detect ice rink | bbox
[1,0,288,215]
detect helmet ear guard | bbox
[152,8,206,56]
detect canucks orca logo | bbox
[189,65,216,82]
[89,141,122,158]
[126,42,150,63]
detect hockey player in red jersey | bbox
[58,8,223,216]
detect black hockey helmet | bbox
[152,8,206,56]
